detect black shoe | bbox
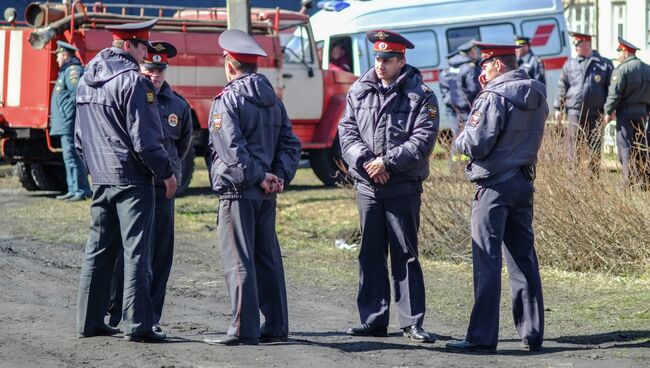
[446,339,496,353]
[124,330,166,343]
[77,324,121,338]
[152,324,162,333]
[203,335,259,346]
[521,341,542,352]
[402,325,434,343]
[56,193,74,200]
[347,323,388,337]
[259,333,289,343]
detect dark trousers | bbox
[616,113,650,188]
[355,192,426,329]
[466,172,544,347]
[567,113,603,174]
[217,198,288,339]
[76,184,155,336]
[108,187,174,326]
[60,134,91,196]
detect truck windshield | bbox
[281,23,313,64]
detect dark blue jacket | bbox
[156,82,193,184]
[553,51,613,115]
[74,47,173,185]
[456,69,548,185]
[448,53,481,120]
[205,72,301,200]
[339,65,439,198]
[604,56,650,117]
[518,51,546,85]
[50,57,83,136]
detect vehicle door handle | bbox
[282,73,293,79]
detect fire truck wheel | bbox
[177,146,195,196]
[30,162,67,192]
[308,136,349,187]
[13,162,39,191]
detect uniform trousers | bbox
[355,191,426,329]
[76,184,156,336]
[108,186,174,327]
[218,198,288,339]
[466,171,544,347]
[567,113,603,174]
[615,113,650,188]
[59,134,92,196]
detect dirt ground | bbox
[0,181,648,368]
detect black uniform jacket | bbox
[604,56,650,117]
[554,51,613,115]
[75,47,173,185]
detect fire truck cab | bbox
[0,1,354,192]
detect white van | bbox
[311,0,571,133]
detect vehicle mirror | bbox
[3,8,17,23]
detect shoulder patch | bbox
[211,113,223,131]
[426,104,438,120]
[146,90,155,105]
[469,110,482,127]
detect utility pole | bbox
[227,0,251,33]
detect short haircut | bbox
[493,55,518,70]
[225,54,258,73]
[112,39,142,49]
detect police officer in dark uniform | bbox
[515,35,546,85]
[448,40,482,124]
[107,41,193,332]
[339,30,439,343]
[439,50,460,128]
[75,19,176,343]
[202,30,301,346]
[554,32,613,174]
[604,37,650,189]
[50,41,92,201]
[446,42,547,353]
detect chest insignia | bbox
[146,90,155,105]
[594,75,602,83]
[426,104,438,120]
[470,110,482,127]
[612,75,618,82]
[168,113,179,127]
[211,113,223,131]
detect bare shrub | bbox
[420,123,650,275]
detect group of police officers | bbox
[58,15,650,352]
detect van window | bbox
[281,24,314,64]
[520,18,562,56]
[401,30,439,69]
[327,36,354,72]
[447,23,516,53]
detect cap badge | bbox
[378,42,388,50]
[152,54,162,62]
[168,113,178,127]
[211,113,223,131]
[375,31,388,40]
[153,43,166,52]
[146,90,155,105]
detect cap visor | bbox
[375,51,403,58]
[142,62,167,70]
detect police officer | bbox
[448,40,482,124]
[339,30,439,343]
[515,35,546,85]
[554,32,613,174]
[604,37,650,189]
[446,42,547,352]
[50,41,92,201]
[75,19,176,343]
[202,30,301,346]
[439,50,460,127]
[107,41,193,332]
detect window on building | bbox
[566,3,595,35]
[612,2,627,41]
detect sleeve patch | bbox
[469,110,482,126]
[426,104,438,120]
[211,113,223,131]
[146,90,155,105]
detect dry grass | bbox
[420,123,650,275]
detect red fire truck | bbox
[0,1,355,192]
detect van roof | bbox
[311,0,563,41]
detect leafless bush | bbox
[420,123,650,275]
